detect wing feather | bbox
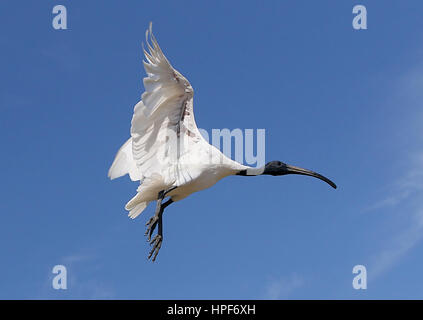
[131,23,196,186]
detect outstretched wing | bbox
[109,23,243,217]
[130,23,201,186]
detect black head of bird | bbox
[262,160,337,189]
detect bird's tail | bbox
[125,196,150,219]
[124,173,166,219]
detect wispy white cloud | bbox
[36,252,115,299]
[62,253,116,299]
[367,153,423,278]
[364,189,411,212]
[361,54,423,283]
[371,209,423,278]
[263,273,304,299]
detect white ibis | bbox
[109,23,336,261]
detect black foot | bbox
[148,234,162,262]
[145,215,159,241]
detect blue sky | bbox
[1,0,423,299]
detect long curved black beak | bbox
[283,164,337,189]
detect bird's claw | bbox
[148,234,162,262]
[145,215,159,241]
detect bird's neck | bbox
[237,166,265,176]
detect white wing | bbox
[109,23,199,184]
[131,23,202,186]
[108,138,141,181]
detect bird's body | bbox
[109,23,336,261]
[118,135,246,210]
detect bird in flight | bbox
[109,23,337,261]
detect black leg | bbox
[145,190,165,240]
[148,198,173,261]
[145,188,175,262]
